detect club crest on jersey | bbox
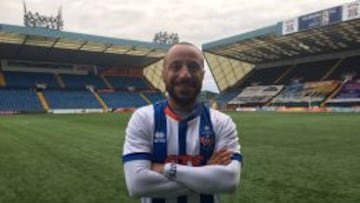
[200,125,214,151]
[154,132,166,143]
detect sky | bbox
[0,0,353,92]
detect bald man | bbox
[122,42,243,203]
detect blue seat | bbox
[0,89,43,112]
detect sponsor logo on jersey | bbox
[165,155,204,166]
[154,132,166,143]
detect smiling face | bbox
[162,43,205,108]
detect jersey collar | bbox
[164,101,202,122]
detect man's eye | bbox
[170,62,182,71]
[187,62,201,72]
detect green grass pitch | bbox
[0,112,359,203]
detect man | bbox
[122,42,242,203]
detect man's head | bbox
[162,42,205,108]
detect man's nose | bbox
[178,65,191,78]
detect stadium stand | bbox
[326,79,360,107]
[0,68,165,112]
[54,73,65,88]
[216,89,242,106]
[106,76,150,91]
[229,85,284,106]
[43,90,102,109]
[278,59,339,84]
[327,56,360,80]
[143,92,165,104]
[0,23,170,113]
[60,73,107,89]
[271,81,340,107]
[203,1,359,111]
[0,89,43,112]
[238,66,289,88]
[2,71,59,88]
[99,92,147,109]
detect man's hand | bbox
[152,163,164,173]
[152,148,232,173]
[207,148,233,165]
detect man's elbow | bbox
[222,167,241,193]
[224,178,239,193]
[126,184,148,197]
[125,174,150,197]
[124,161,154,197]
[128,190,141,198]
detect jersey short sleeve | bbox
[210,109,241,155]
[122,105,154,160]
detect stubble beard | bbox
[166,84,201,107]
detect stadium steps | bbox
[55,73,65,88]
[36,91,49,111]
[139,93,152,104]
[274,66,293,84]
[92,90,109,111]
[320,82,343,107]
[264,100,273,107]
[0,72,5,87]
[101,75,114,90]
[320,58,344,81]
[264,88,283,107]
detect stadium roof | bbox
[0,23,170,67]
[203,19,359,65]
[202,1,360,92]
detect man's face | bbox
[163,44,204,106]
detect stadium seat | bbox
[43,90,102,109]
[105,76,150,91]
[99,92,147,108]
[60,74,107,89]
[0,89,43,112]
[3,71,59,88]
[143,92,165,103]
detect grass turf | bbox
[0,112,359,203]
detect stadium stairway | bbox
[92,91,109,111]
[101,75,114,90]
[265,97,279,107]
[36,91,50,111]
[320,82,343,107]
[139,93,152,104]
[320,58,344,81]
[0,72,5,87]
[55,73,65,88]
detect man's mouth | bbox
[175,81,196,88]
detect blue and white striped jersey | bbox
[123,101,242,203]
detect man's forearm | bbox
[124,160,193,198]
[163,160,241,194]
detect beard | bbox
[166,81,201,106]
